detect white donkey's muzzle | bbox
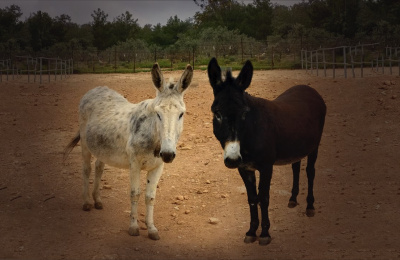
[160,139,176,163]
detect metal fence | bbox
[301,43,400,78]
[71,41,274,73]
[0,56,73,83]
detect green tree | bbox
[91,8,112,50]
[0,5,26,54]
[51,14,72,44]
[245,0,273,41]
[27,11,54,52]
[112,11,140,43]
[0,5,23,41]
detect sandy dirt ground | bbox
[0,67,400,260]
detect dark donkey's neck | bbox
[240,92,279,166]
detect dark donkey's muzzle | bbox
[224,156,242,169]
[223,141,242,169]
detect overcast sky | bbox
[0,0,302,26]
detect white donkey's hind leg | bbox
[128,162,141,236]
[81,145,92,211]
[92,159,105,209]
[145,164,164,240]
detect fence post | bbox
[316,50,319,76]
[241,37,244,63]
[361,54,364,78]
[192,47,195,70]
[114,46,117,73]
[323,49,326,77]
[301,49,303,69]
[343,46,347,78]
[39,57,42,84]
[12,58,15,80]
[27,57,30,83]
[304,50,308,72]
[34,58,38,83]
[271,47,274,68]
[133,51,136,73]
[48,59,50,82]
[389,47,392,75]
[333,49,335,79]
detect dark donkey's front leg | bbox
[258,164,273,245]
[238,167,259,243]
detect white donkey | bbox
[64,63,193,240]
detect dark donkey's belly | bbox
[254,85,326,167]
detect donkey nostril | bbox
[224,156,242,169]
[160,151,175,163]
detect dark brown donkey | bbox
[208,58,326,245]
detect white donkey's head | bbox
[151,63,193,163]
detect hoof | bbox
[306,208,315,217]
[128,227,140,236]
[288,200,299,208]
[244,236,257,244]
[148,232,160,240]
[82,203,92,211]
[94,202,103,210]
[259,236,272,246]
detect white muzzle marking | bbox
[224,141,241,161]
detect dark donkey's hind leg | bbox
[288,161,301,208]
[305,149,318,217]
[238,167,259,244]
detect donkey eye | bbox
[241,111,247,120]
[179,113,184,119]
[214,112,222,121]
[157,113,161,121]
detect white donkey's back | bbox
[64,63,193,240]
[79,86,136,168]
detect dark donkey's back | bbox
[247,84,326,166]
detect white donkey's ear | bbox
[151,63,164,91]
[177,64,193,94]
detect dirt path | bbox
[1,69,399,259]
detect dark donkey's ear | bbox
[151,62,164,92]
[207,57,223,94]
[235,60,253,91]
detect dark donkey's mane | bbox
[208,57,326,246]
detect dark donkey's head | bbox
[208,57,253,169]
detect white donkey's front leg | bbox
[145,163,164,240]
[128,161,141,236]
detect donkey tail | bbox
[63,131,80,162]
